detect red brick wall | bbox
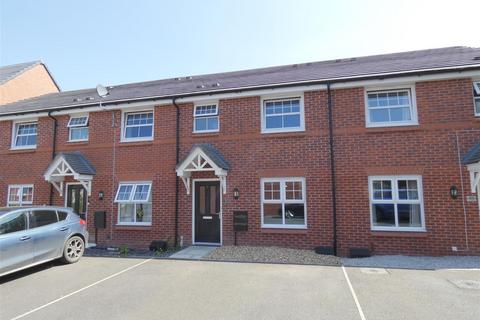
[0,77,479,256]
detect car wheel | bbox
[61,236,85,264]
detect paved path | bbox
[1,257,479,320]
[169,245,218,260]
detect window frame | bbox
[473,81,480,117]
[260,177,307,229]
[364,85,418,128]
[261,94,305,134]
[7,184,34,207]
[368,175,425,232]
[193,103,220,133]
[67,114,89,142]
[114,182,153,226]
[11,120,38,150]
[121,110,154,142]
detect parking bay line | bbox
[10,258,152,320]
[342,265,367,320]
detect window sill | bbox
[192,131,220,137]
[261,228,308,234]
[365,124,420,133]
[9,148,37,154]
[260,131,307,138]
[115,225,152,231]
[371,230,427,237]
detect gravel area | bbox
[85,247,179,259]
[204,246,341,266]
[342,255,480,270]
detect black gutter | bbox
[47,111,58,205]
[326,83,338,256]
[2,65,479,118]
[172,97,180,247]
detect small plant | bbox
[119,245,130,256]
[154,248,164,256]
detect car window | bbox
[29,210,58,228]
[0,211,27,234]
[57,211,69,221]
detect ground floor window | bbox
[114,182,152,225]
[7,185,34,207]
[261,177,306,228]
[369,175,425,231]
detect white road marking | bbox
[10,258,152,320]
[342,266,367,320]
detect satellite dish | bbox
[96,84,109,97]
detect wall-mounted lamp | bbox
[450,186,458,199]
[233,188,240,200]
[98,191,105,201]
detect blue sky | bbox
[1,0,478,91]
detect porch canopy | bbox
[463,142,480,194]
[44,152,96,196]
[176,144,230,195]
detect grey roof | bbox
[1,46,480,116]
[54,152,96,175]
[0,61,42,85]
[178,143,230,170]
[462,142,480,165]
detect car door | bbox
[0,210,33,275]
[29,209,69,263]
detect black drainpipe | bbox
[47,111,58,205]
[327,83,338,256]
[172,97,180,247]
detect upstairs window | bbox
[115,182,152,225]
[7,185,34,207]
[194,104,219,133]
[369,176,425,231]
[122,111,154,141]
[12,121,37,149]
[262,96,305,133]
[366,87,417,127]
[474,82,480,116]
[68,115,89,142]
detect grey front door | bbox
[67,185,87,220]
[194,181,221,243]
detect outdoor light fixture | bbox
[450,186,458,199]
[233,188,240,200]
[98,191,105,200]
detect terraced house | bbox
[1,46,480,257]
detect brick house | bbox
[0,61,60,105]
[0,46,479,256]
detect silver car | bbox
[0,206,89,277]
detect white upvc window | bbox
[7,185,34,207]
[12,121,37,149]
[365,86,418,127]
[473,82,480,116]
[67,115,89,142]
[261,95,305,133]
[122,111,154,142]
[115,182,152,225]
[261,177,306,229]
[193,104,219,133]
[368,175,425,231]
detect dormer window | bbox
[68,115,89,142]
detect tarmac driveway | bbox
[0,257,479,320]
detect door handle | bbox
[59,227,68,232]
[20,236,31,241]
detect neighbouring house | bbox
[0,46,479,257]
[0,61,60,105]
